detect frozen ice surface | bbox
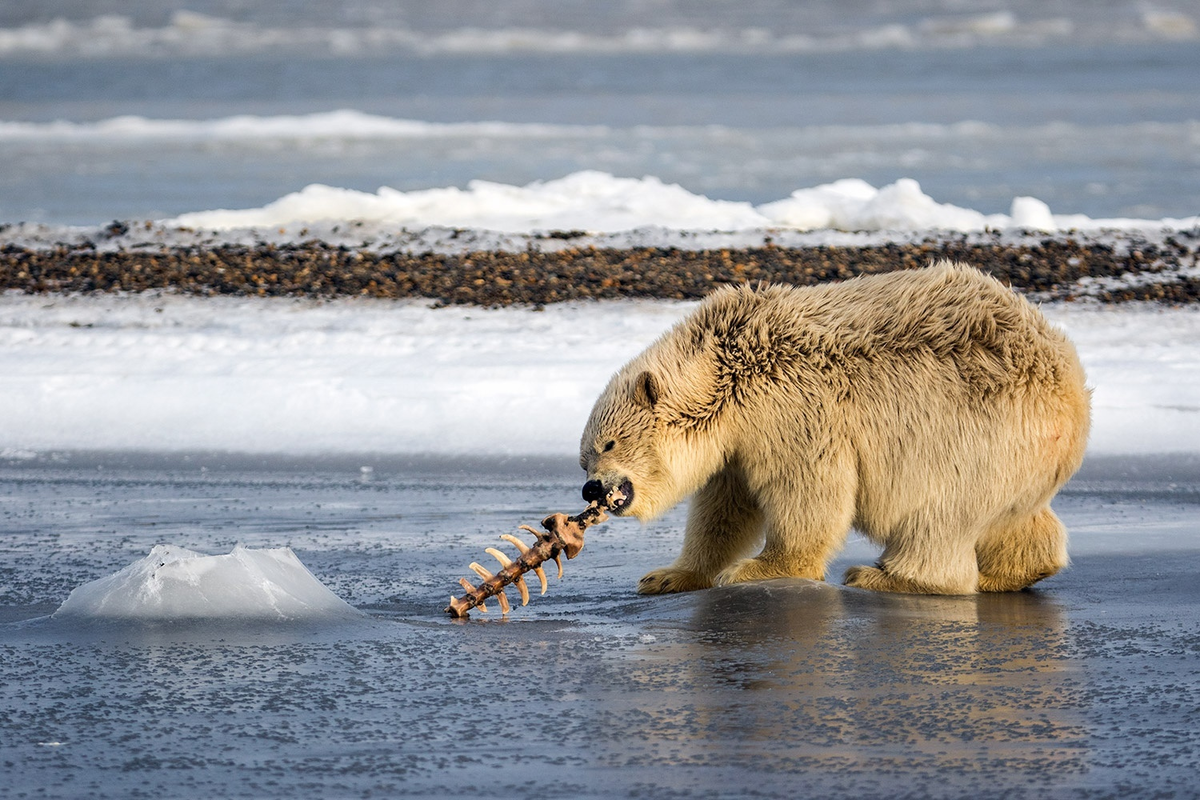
[53,544,363,622]
[1,455,1198,798]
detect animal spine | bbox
[445,487,625,619]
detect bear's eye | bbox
[603,440,615,452]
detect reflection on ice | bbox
[608,580,1082,780]
[52,544,363,622]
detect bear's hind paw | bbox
[638,568,711,595]
[977,569,1058,592]
[843,564,971,595]
[843,565,896,592]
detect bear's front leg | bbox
[637,463,764,595]
[843,564,931,593]
[712,465,855,588]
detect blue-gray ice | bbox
[2,452,1198,799]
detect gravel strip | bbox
[3,233,1197,306]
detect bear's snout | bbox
[582,479,605,503]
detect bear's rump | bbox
[843,349,1082,543]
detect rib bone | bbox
[485,547,512,568]
[514,575,531,606]
[445,485,626,619]
[498,534,529,554]
[501,533,547,596]
[486,547,529,605]
[456,578,487,612]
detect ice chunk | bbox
[855,178,993,231]
[1009,196,1055,232]
[759,178,1003,232]
[756,178,878,230]
[53,544,363,621]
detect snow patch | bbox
[1,294,1197,458]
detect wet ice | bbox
[2,456,1199,798]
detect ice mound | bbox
[757,178,1003,231]
[170,170,769,233]
[164,171,1200,235]
[53,545,363,622]
[757,178,1066,232]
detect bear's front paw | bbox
[637,568,711,595]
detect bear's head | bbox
[580,306,735,521]
[579,368,669,521]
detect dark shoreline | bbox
[3,232,1198,305]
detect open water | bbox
[1,0,1198,224]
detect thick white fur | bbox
[579,262,1090,595]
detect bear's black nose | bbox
[582,479,605,503]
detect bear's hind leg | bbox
[976,506,1068,592]
[638,463,764,595]
[844,514,981,595]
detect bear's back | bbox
[805,263,1049,350]
[689,262,1080,400]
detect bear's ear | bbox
[633,370,661,409]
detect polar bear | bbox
[579,262,1090,595]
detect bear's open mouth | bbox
[608,479,634,513]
